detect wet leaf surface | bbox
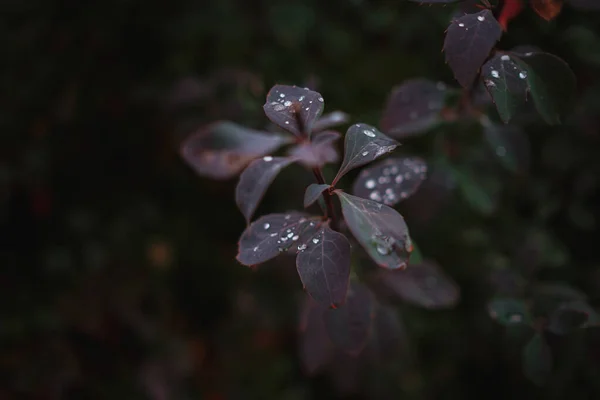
[289,130,340,168]
[488,298,531,325]
[180,121,292,179]
[333,123,399,185]
[313,111,349,132]
[235,156,296,222]
[263,85,324,137]
[444,10,503,88]
[337,192,412,269]
[304,184,331,208]
[296,225,351,307]
[352,157,427,206]
[523,333,553,386]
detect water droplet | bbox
[458,23,465,27]
[525,52,533,56]
[484,79,496,88]
[273,104,285,111]
[362,151,369,156]
[287,232,294,238]
[501,55,510,61]
[363,129,376,138]
[390,166,398,174]
[279,93,285,98]
[263,156,273,162]
[477,15,485,22]
[285,121,290,124]
[298,95,305,101]
[378,176,390,184]
[312,238,320,244]
[369,191,382,201]
[270,233,277,237]
[284,100,292,107]
[298,244,307,251]
[253,246,259,252]
[285,214,291,220]
[395,175,404,184]
[318,97,324,102]
[491,70,500,78]
[280,236,288,242]
[365,179,376,189]
[292,235,299,241]
[376,244,391,255]
[519,71,528,79]
[385,188,394,195]
[264,223,270,230]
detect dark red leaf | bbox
[444,10,503,88]
[296,224,351,307]
[299,299,333,374]
[336,191,413,270]
[352,157,427,206]
[263,85,325,137]
[236,212,321,266]
[323,282,374,355]
[235,156,296,222]
[531,0,563,21]
[332,123,399,185]
[180,121,292,180]
[304,184,331,208]
[380,79,447,138]
[498,0,525,31]
[313,111,349,132]
[289,130,341,168]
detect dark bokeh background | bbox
[3,0,600,399]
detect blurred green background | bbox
[3,0,600,399]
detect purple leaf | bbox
[377,260,460,309]
[380,79,448,138]
[296,225,351,308]
[299,299,333,374]
[352,157,427,206]
[444,10,502,88]
[323,282,374,355]
[180,121,292,180]
[235,156,296,222]
[304,184,331,208]
[336,191,413,270]
[236,212,321,266]
[313,111,350,132]
[289,130,341,168]
[263,85,325,137]
[366,303,408,363]
[333,123,399,185]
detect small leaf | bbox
[304,184,331,208]
[378,260,460,309]
[333,123,399,185]
[323,282,374,355]
[263,85,324,137]
[523,333,553,386]
[482,121,530,173]
[352,157,427,206]
[488,298,531,325]
[548,301,590,335]
[337,192,412,270]
[531,0,563,21]
[444,10,503,88]
[180,121,291,179]
[236,212,320,266]
[299,299,333,374]
[289,130,340,168]
[481,53,529,123]
[313,111,349,132]
[380,79,448,138]
[296,225,351,307]
[235,156,296,221]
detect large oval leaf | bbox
[296,225,351,307]
[180,121,291,180]
[444,10,503,88]
[352,157,427,206]
[289,130,340,168]
[235,156,296,222]
[380,79,447,138]
[332,123,399,185]
[336,191,412,269]
[236,212,320,266]
[263,85,324,137]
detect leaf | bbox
[481,53,530,123]
[409,0,461,3]
[289,130,340,168]
[323,282,374,355]
[547,301,590,335]
[263,85,324,137]
[531,0,563,21]
[235,156,296,222]
[531,282,588,317]
[569,0,600,9]
[498,0,525,31]
[523,333,553,386]
[443,10,503,88]
[352,157,427,206]
[304,184,331,208]
[368,304,408,362]
[180,121,292,179]
[482,122,530,173]
[296,225,352,307]
[299,299,333,374]
[378,260,460,309]
[236,212,320,266]
[488,298,531,325]
[513,52,576,124]
[313,111,349,132]
[332,123,399,185]
[380,79,448,138]
[337,192,412,269]
[451,165,497,215]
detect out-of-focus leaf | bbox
[451,165,497,215]
[531,282,587,316]
[289,130,340,168]
[235,156,296,222]
[236,213,320,266]
[304,184,331,208]
[523,333,553,386]
[482,121,530,173]
[313,111,349,132]
[324,282,374,355]
[263,85,324,137]
[368,304,408,362]
[569,0,600,9]
[488,298,531,325]
[409,0,461,3]
[333,123,399,185]
[378,260,460,309]
[498,0,525,30]
[531,0,563,20]
[299,299,332,374]
[351,157,427,206]
[336,192,412,269]
[444,10,503,88]
[380,79,447,138]
[180,121,291,180]
[296,225,351,308]
[547,301,591,335]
